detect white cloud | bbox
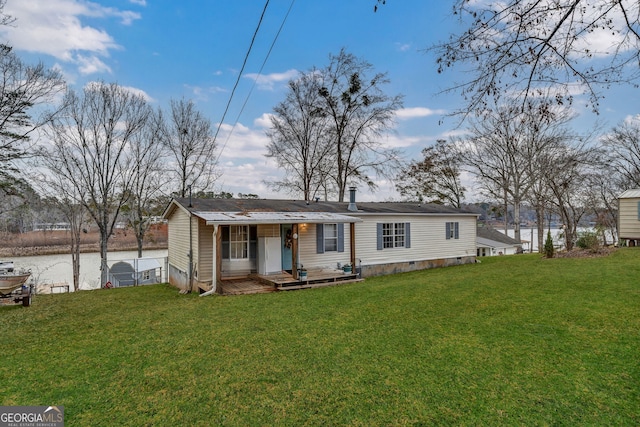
[129,0,147,6]
[184,84,227,101]
[395,42,411,52]
[624,114,640,124]
[1,0,140,75]
[215,122,270,162]
[244,69,298,90]
[76,54,112,75]
[84,81,154,102]
[253,113,273,129]
[396,107,447,120]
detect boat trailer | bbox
[0,284,32,307]
[0,261,33,307]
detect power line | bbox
[211,0,270,149]
[214,0,296,165]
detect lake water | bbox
[10,249,168,293]
[500,227,616,252]
[501,228,563,252]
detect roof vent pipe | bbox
[347,186,358,211]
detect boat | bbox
[0,261,32,306]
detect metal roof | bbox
[619,189,640,199]
[194,211,362,225]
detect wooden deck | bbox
[219,278,276,295]
[219,269,363,295]
[253,269,362,291]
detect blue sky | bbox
[2,0,639,201]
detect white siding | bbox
[196,219,214,281]
[354,214,476,266]
[619,197,640,239]
[167,207,191,273]
[297,224,352,270]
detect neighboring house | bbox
[476,224,522,256]
[161,188,478,294]
[618,189,640,246]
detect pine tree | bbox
[544,230,555,258]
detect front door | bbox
[281,224,293,273]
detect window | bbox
[316,223,345,253]
[221,225,256,260]
[377,222,410,250]
[229,225,248,259]
[324,223,338,252]
[446,222,459,240]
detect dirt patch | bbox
[554,247,617,258]
[0,223,167,257]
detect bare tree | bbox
[600,118,640,189]
[123,107,168,258]
[44,82,150,286]
[428,0,640,115]
[265,70,335,201]
[32,173,87,292]
[544,142,595,250]
[0,43,65,203]
[162,98,217,198]
[583,168,620,245]
[317,48,404,201]
[458,101,576,241]
[396,139,465,208]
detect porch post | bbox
[215,224,222,293]
[209,224,220,294]
[350,222,356,269]
[292,223,299,279]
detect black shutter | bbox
[405,222,411,248]
[316,223,324,253]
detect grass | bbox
[1,249,639,426]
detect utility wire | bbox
[212,0,270,150]
[214,0,296,165]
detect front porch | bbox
[218,268,362,295]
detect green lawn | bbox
[1,249,639,426]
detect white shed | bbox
[618,189,640,246]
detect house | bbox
[618,189,640,246]
[161,188,478,294]
[476,224,523,256]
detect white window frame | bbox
[229,225,249,259]
[382,222,405,249]
[324,223,338,252]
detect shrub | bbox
[576,230,600,251]
[544,230,554,258]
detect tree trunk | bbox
[513,198,521,242]
[100,229,109,287]
[536,204,545,254]
[137,234,144,258]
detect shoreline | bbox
[0,242,168,258]
[0,225,168,258]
